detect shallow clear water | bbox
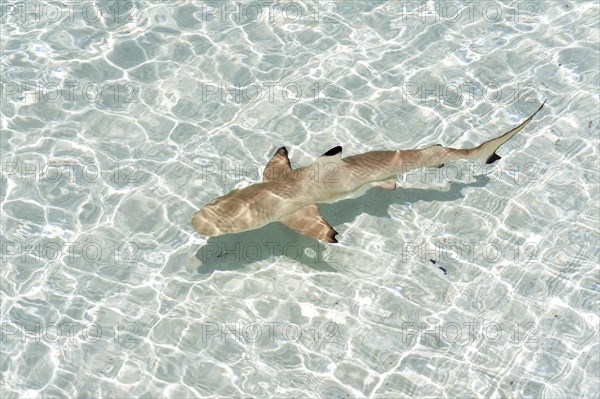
[1,1,599,398]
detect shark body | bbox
[192,102,545,243]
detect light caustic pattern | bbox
[1,1,599,398]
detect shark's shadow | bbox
[193,175,490,274]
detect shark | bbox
[192,101,545,243]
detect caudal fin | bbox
[473,100,546,164]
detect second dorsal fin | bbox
[318,146,344,165]
[321,146,342,157]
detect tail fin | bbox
[473,100,546,164]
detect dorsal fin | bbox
[263,146,292,182]
[321,146,342,157]
[318,146,344,165]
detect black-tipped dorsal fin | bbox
[318,146,344,165]
[263,147,292,182]
[321,146,342,157]
[280,204,338,243]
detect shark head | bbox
[191,185,282,236]
[192,188,246,236]
[191,202,224,236]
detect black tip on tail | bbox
[486,152,502,164]
[531,99,547,117]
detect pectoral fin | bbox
[280,204,338,243]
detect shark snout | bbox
[191,208,220,236]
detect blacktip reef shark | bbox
[192,101,545,243]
